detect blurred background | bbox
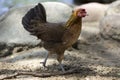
[0,0,116,16]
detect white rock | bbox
[100,15,120,41]
[105,0,120,16]
[75,2,109,22]
[0,2,72,45]
[75,3,109,41]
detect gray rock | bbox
[100,15,120,41]
[100,1,120,41]
[105,0,120,16]
[0,2,72,46]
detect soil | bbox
[0,38,120,80]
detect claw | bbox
[40,52,49,68]
[40,62,47,67]
[59,63,65,72]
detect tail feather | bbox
[22,3,46,32]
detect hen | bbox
[22,3,87,72]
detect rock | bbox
[0,2,72,46]
[43,2,72,23]
[75,3,109,42]
[100,15,120,41]
[75,3,109,22]
[0,43,13,57]
[105,0,120,16]
[100,1,120,41]
[0,2,72,57]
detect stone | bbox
[0,2,72,46]
[100,1,120,41]
[0,2,72,56]
[105,0,120,16]
[75,3,109,41]
[75,2,109,22]
[100,15,120,41]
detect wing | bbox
[22,3,46,32]
[30,22,66,42]
[22,3,66,42]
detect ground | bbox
[0,37,120,80]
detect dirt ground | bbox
[0,37,120,80]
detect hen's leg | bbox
[57,54,65,72]
[59,62,65,72]
[40,52,49,67]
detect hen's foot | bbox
[40,62,47,67]
[40,52,49,67]
[59,63,65,72]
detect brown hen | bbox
[22,3,87,72]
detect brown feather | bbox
[22,3,86,71]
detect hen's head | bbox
[73,8,87,17]
[65,8,87,28]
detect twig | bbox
[0,68,78,80]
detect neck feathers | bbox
[65,15,82,29]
